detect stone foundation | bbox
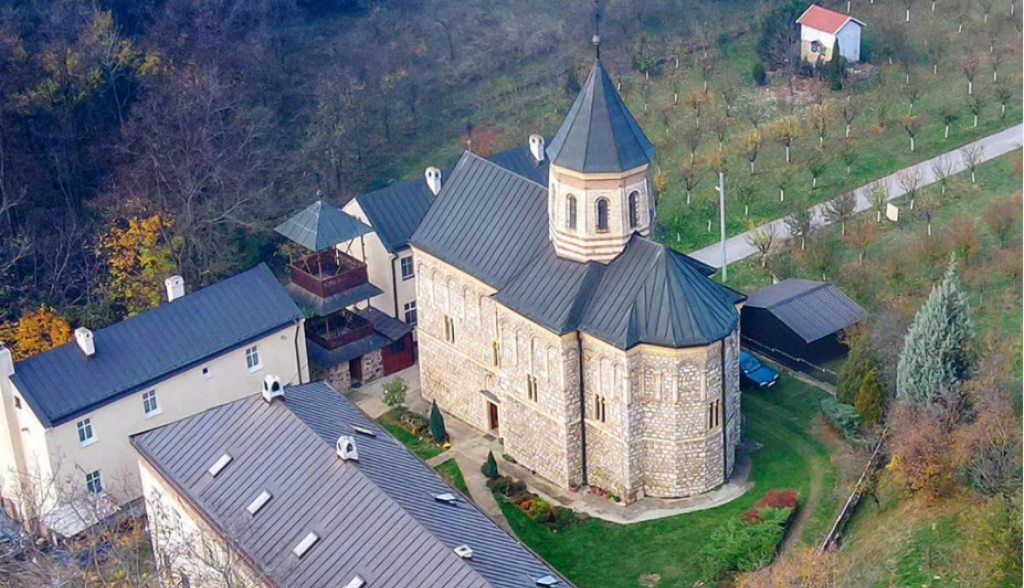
[361,349,384,383]
[312,361,351,393]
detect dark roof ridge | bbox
[765,281,831,309]
[460,149,549,191]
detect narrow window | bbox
[443,315,456,344]
[400,256,415,280]
[143,390,160,418]
[594,395,606,422]
[245,345,261,371]
[527,376,539,402]
[492,341,500,368]
[567,195,578,231]
[201,366,212,379]
[77,418,95,446]
[596,199,609,232]
[13,397,21,409]
[628,191,640,228]
[708,399,722,431]
[85,470,103,494]
[404,301,418,325]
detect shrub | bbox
[482,450,499,480]
[854,369,885,427]
[429,400,447,443]
[382,377,406,407]
[751,61,767,86]
[700,507,795,581]
[821,397,863,443]
[837,338,872,404]
[743,489,798,522]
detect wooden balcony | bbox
[289,250,369,299]
[306,309,375,350]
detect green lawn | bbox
[501,374,840,588]
[434,458,471,496]
[377,408,446,460]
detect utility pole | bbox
[718,171,727,281]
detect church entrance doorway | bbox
[487,401,499,432]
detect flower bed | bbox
[376,407,447,460]
[487,475,583,532]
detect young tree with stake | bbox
[770,116,801,163]
[898,168,924,210]
[939,104,959,139]
[807,102,831,147]
[807,149,828,190]
[845,216,878,264]
[678,161,702,205]
[840,94,861,138]
[965,91,985,128]
[868,180,890,222]
[994,85,1011,118]
[744,220,778,268]
[932,155,953,194]
[773,164,795,202]
[837,139,858,175]
[784,196,815,251]
[917,188,941,236]
[900,113,921,152]
[735,182,757,217]
[825,191,857,235]
[960,144,984,183]
[741,128,762,173]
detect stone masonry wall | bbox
[361,349,384,383]
[312,361,350,393]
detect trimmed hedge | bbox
[699,489,798,582]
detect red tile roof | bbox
[796,4,860,34]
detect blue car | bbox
[739,351,779,389]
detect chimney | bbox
[165,276,185,302]
[425,167,442,196]
[0,343,13,379]
[262,375,284,403]
[529,134,545,163]
[336,435,359,461]
[74,328,95,357]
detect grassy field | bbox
[500,374,848,588]
[434,458,471,496]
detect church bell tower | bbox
[545,40,656,263]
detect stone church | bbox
[409,55,745,502]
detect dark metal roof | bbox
[275,200,373,252]
[131,383,571,588]
[353,181,435,254]
[11,264,302,427]
[356,307,414,341]
[485,140,550,186]
[545,59,655,173]
[284,282,383,317]
[744,279,866,343]
[411,153,743,349]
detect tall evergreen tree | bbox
[837,337,872,404]
[855,368,885,427]
[896,255,975,406]
[429,400,447,443]
[827,39,844,91]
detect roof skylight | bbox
[207,453,233,477]
[341,576,366,588]
[351,424,376,437]
[534,575,563,587]
[292,531,319,558]
[246,490,272,515]
[432,492,459,505]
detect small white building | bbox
[796,4,865,64]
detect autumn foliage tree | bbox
[97,214,177,317]
[0,306,73,360]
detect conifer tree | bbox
[827,39,844,91]
[429,400,447,443]
[837,338,871,405]
[855,369,885,427]
[896,255,975,406]
[483,450,499,480]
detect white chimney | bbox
[336,435,359,461]
[529,134,545,163]
[262,375,284,403]
[165,276,185,302]
[74,328,95,357]
[425,167,442,196]
[0,343,13,379]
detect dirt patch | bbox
[637,573,661,587]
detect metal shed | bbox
[742,279,866,365]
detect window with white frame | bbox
[245,345,262,371]
[85,470,103,494]
[404,301,417,325]
[143,390,160,417]
[400,256,415,280]
[77,418,95,446]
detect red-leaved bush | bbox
[742,489,799,523]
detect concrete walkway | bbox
[689,124,1023,268]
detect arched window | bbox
[596,198,609,232]
[567,195,578,231]
[628,191,639,228]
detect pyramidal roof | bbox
[275,200,373,252]
[545,58,655,173]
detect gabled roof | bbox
[11,264,302,427]
[796,4,865,34]
[353,181,435,254]
[545,59,655,173]
[411,152,743,349]
[275,200,373,252]
[131,383,571,588]
[744,279,866,343]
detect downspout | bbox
[721,339,728,482]
[293,318,304,384]
[390,253,399,318]
[576,333,588,487]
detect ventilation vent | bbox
[246,490,272,515]
[207,454,233,477]
[351,425,376,437]
[336,435,359,461]
[341,576,366,588]
[292,531,319,558]
[453,545,473,559]
[262,375,284,403]
[534,575,563,587]
[432,492,459,505]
